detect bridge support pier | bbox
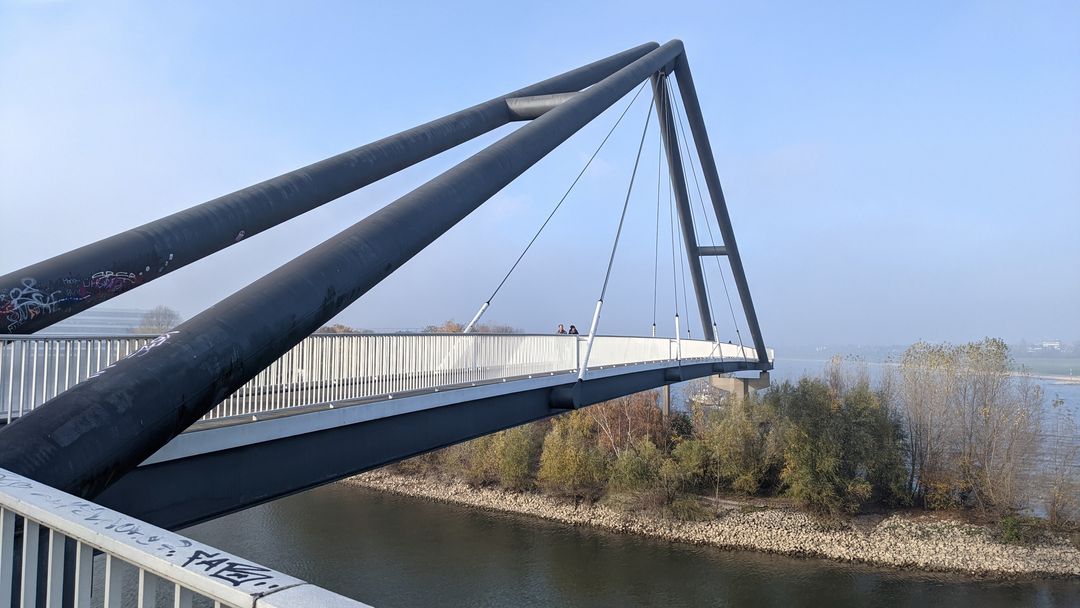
[710,372,770,401]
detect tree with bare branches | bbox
[133,305,182,334]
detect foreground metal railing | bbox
[0,467,370,607]
[1,333,769,423]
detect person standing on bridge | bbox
[557,324,567,334]
[568,325,579,335]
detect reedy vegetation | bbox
[392,339,1079,524]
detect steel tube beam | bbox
[506,92,579,120]
[0,40,684,499]
[697,245,727,256]
[651,72,715,342]
[671,53,769,365]
[0,44,656,335]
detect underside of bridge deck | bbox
[96,359,760,530]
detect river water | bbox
[186,482,1079,607]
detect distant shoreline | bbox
[1030,373,1080,385]
[346,471,1080,580]
[776,357,1079,385]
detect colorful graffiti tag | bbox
[0,271,140,332]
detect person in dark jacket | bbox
[568,325,579,335]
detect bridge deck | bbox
[1,332,770,423]
[1,332,772,529]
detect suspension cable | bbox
[577,87,655,381]
[665,78,719,344]
[462,80,650,333]
[651,121,662,337]
[667,79,746,352]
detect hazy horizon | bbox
[3,2,1077,347]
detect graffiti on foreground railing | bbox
[0,468,299,594]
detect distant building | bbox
[1041,340,1063,351]
[37,308,150,336]
[1026,339,1065,354]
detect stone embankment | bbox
[346,471,1080,579]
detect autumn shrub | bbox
[587,391,667,456]
[899,339,1044,512]
[606,436,694,511]
[608,437,664,492]
[493,424,543,490]
[538,411,607,500]
[701,394,780,497]
[670,438,710,493]
[441,434,499,486]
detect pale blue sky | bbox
[1,1,1077,347]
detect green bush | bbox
[996,514,1054,546]
[667,411,694,442]
[607,438,689,511]
[493,424,542,490]
[538,411,607,500]
[701,395,779,497]
[770,378,907,515]
[671,439,710,492]
[998,514,1022,544]
[609,438,664,493]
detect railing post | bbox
[575,336,581,373]
[0,508,14,605]
[45,529,64,607]
[674,314,682,362]
[577,299,603,381]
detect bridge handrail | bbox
[0,467,370,607]
[1,333,772,423]
[4,331,757,339]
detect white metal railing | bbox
[0,467,370,607]
[0,336,158,423]
[1,333,770,424]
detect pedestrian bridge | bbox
[0,39,774,607]
[1,332,770,529]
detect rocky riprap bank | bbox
[346,471,1080,579]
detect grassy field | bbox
[1013,357,1080,377]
